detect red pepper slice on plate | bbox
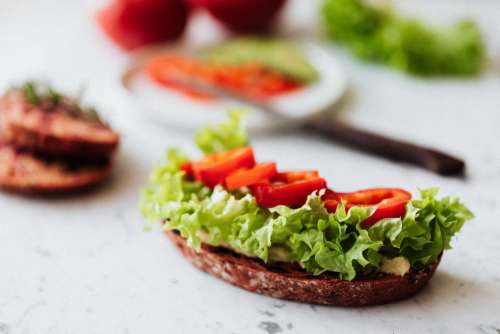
[146,55,215,100]
[251,171,327,208]
[322,188,412,227]
[192,147,256,188]
[225,162,277,190]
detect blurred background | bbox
[2,0,498,187]
[2,0,499,154]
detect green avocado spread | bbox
[202,38,319,84]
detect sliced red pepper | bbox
[252,178,327,208]
[225,162,277,190]
[180,161,194,178]
[146,55,301,100]
[251,170,327,208]
[146,55,215,100]
[323,188,412,227]
[273,170,319,183]
[192,147,256,188]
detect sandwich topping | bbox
[141,112,473,280]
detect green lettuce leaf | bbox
[195,109,249,155]
[321,0,485,76]
[140,115,473,280]
[140,149,473,281]
[368,188,474,267]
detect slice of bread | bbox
[166,230,440,306]
[0,143,111,194]
[0,92,119,159]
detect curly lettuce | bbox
[141,154,473,280]
[140,113,473,280]
[194,109,249,155]
[321,0,485,76]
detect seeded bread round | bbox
[0,92,119,159]
[0,143,111,194]
[166,230,440,306]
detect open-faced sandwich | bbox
[140,112,473,306]
[0,82,120,194]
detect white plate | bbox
[121,41,347,132]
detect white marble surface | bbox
[1,1,500,333]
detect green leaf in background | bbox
[321,0,485,76]
[203,37,319,84]
[194,109,249,155]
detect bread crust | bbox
[0,92,119,159]
[0,143,111,194]
[166,230,440,306]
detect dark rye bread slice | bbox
[166,230,440,306]
[0,143,111,194]
[0,92,119,159]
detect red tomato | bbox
[96,0,189,50]
[251,171,327,208]
[202,0,287,34]
[225,162,277,190]
[323,188,412,227]
[185,0,204,9]
[192,147,256,188]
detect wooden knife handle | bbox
[307,120,465,176]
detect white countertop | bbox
[1,1,500,333]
